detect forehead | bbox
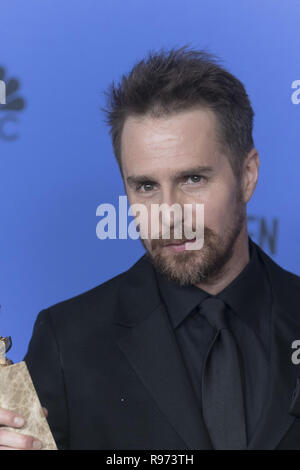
[120,107,221,174]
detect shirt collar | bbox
[154,236,271,342]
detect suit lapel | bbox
[113,244,300,450]
[248,243,300,449]
[114,255,213,450]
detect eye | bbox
[186,175,205,184]
[136,182,155,192]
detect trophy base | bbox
[0,361,57,450]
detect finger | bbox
[0,429,42,450]
[0,408,25,428]
[42,407,48,418]
[0,446,21,450]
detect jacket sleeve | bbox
[23,308,69,450]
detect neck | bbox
[194,227,250,295]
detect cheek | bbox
[129,199,157,241]
[200,187,237,230]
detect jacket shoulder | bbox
[254,241,300,317]
[256,242,300,285]
[43,256,146,328]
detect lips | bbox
[162,238,196,252]
[164,240,187,246]
[163,237,196,246]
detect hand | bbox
[0,406,48,450]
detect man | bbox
[1,46,300,450]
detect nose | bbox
[157,187,183,234]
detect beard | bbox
[142,189,246,286]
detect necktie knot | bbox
[198,297,228,331]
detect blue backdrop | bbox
[0,0,299,362]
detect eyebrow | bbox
[126,166,214,186]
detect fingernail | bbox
[33,440,42,450]
[13,416,24,427]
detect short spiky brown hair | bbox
[102,45,255,180]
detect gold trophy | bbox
[0,336,57,450]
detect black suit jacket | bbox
[24,240,300,449]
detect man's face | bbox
[121,107,248,285]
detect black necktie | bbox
[199,297,247,450]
